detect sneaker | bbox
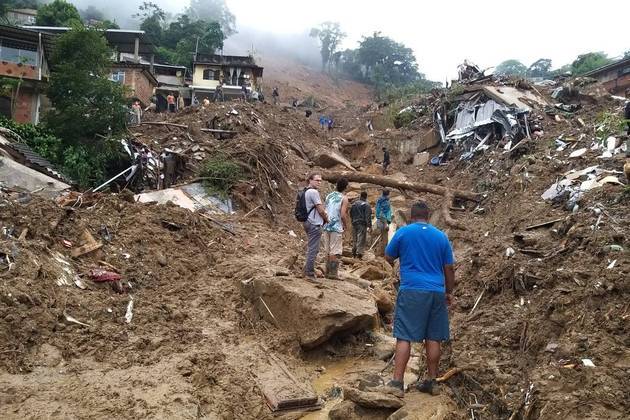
[369,380,404,398]
[415,379,440,396]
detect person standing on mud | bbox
[322,178,349,279]
[350,191,372,259]
[302,173,329,280]
[167,93,176,113]
[375,188,392,256]
[272,87,279,105]
[382,201,455,397]
[131,100,142,125]
[382,147,391,174]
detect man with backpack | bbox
[350,191,372,259]
[322,178,349,279]
[295,172,329,280]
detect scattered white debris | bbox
[607,260,617,270]
[125,297,134,324]
[64,312,91,327]
[568,148,587,158]
[582,359,595,367]
[73,276,87,290]
[506,247,515,257]
[288,230,297,238]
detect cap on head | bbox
[382,188,390,196]
[360,191,368,200]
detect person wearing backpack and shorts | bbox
[295,172,328,280]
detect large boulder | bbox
[243,276,377,349]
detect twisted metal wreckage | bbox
[433,63,549,163]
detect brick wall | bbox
[13,88,35,123]
[117,68,155,106]
[602,74,630,95]
[0,61,38,80]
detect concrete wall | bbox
[192,65,221,88]
[0,61,38,80]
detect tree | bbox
[356,32,420,89]
[36,0,81,26]
[161,15,224,66]
[571,52,612,75]
[45,27,127,143]
[187,0,236,36]
[310,22,346,72]
[495,59,527,76]
[527,58,552,78]
[134,2,165,45]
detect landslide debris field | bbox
[1,76,629,420]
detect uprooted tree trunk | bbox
[323,171,479,230]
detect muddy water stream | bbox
[301,357,377,419]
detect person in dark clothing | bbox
[350,191,372,258]
[272,87,279,105]
[624,100,630,135]
[382,147,391,174]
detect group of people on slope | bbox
[297,171,456,398]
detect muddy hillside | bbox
[1,72,628,420]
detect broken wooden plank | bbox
[524,217,564,230]
[71,229,103,258]
[71,241,103,258]
[255,351,320,412]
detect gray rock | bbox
[343,387,404,409]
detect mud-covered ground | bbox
[1,78,629,419]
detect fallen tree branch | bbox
[141,122,236,135]
[323,171,480,202]
[141,121,188,128]
[442,191,466,230]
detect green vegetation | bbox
[36,0,81,27]
[571,52,612,75]
[495,59,527,77]
[527,58,552,78]
[310,22,346,72]
[596,111,626,139]
[0,116,127,187]
[200,154,243,196]
[134,2,225,67]
[40,27,130,187]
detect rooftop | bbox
[583,56,630,77]
[21,26,156,55]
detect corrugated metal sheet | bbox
[3,141,71,183]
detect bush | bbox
[199,154,243,196]
[0,116,129,188]
[393,110,416,128]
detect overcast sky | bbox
[70,0,629,81]
[225,0,628,81]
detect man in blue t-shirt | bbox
[383,201,455,397]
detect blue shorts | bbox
[393,289,449,342]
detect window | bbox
[110,71,125,83]
[0,37,38,66]
[203,69,214,80]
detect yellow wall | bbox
[192,64,259,88]
[192,65,221,88]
